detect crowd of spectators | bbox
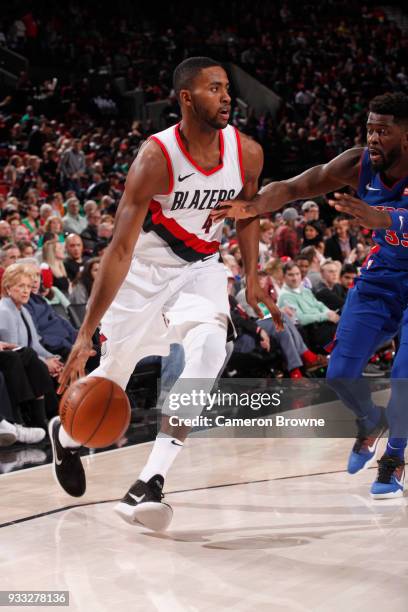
[0,0,403,460]
[1,1,406,178]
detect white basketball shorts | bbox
[91,255,230,389]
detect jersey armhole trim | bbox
[149,136,174,195]
[357,147,366,189]
[234,127,245,185]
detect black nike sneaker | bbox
[48,416,86,497]
[114,474,173,531]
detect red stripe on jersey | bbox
[149,200,220,254]
[361,244,381,268]
[175,123,224,176]
[150,136,174,195]
[357,148,365,187]
[234,127,245,184]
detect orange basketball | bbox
[59,376,131,448]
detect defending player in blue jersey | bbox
[212,92,408,499]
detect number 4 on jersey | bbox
[202,214,213,234]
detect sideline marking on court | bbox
[0,465,387,529]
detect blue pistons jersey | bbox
[357,148,408,266]
[328,148,408,430]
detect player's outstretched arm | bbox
[58,140,169,392]
[236,133,283,330]
[211,146,363,221]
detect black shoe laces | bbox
[376,456,402,484]
[130,479,164,502]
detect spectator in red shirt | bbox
[273,208,301,259]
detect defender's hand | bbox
[57,334,96,394]
[210,199,259,222]
[328,193,391,229]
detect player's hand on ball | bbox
[328,193,391,229]
[57,334,96,394]
[246,280,284,331]
[210,199,258,221]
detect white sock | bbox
[58,423,81,448]
[138,433,184,482]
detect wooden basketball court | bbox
[1,430,407,612]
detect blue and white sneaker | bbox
[347,413,387,474]
[370,454,405,499]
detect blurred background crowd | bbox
[0,0,405,468]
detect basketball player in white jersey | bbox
[49,57,283,531]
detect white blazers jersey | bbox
[133,122,245,266]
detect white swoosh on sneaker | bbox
[55,445,63,465]
[367,441,378,453]
[366,183,380,191]
[129,493,146,503]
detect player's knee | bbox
[195,343,226,376]
[185,333,226,378]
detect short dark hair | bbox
[74,256,100,295]
[295,254,310,264]
[334,214,350,223]
[369,92,408,124]
[173,57,222,99]
[341,263,357,276]
[300,246,317,262]
[16,240,33,251]
[283,261,300,274]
